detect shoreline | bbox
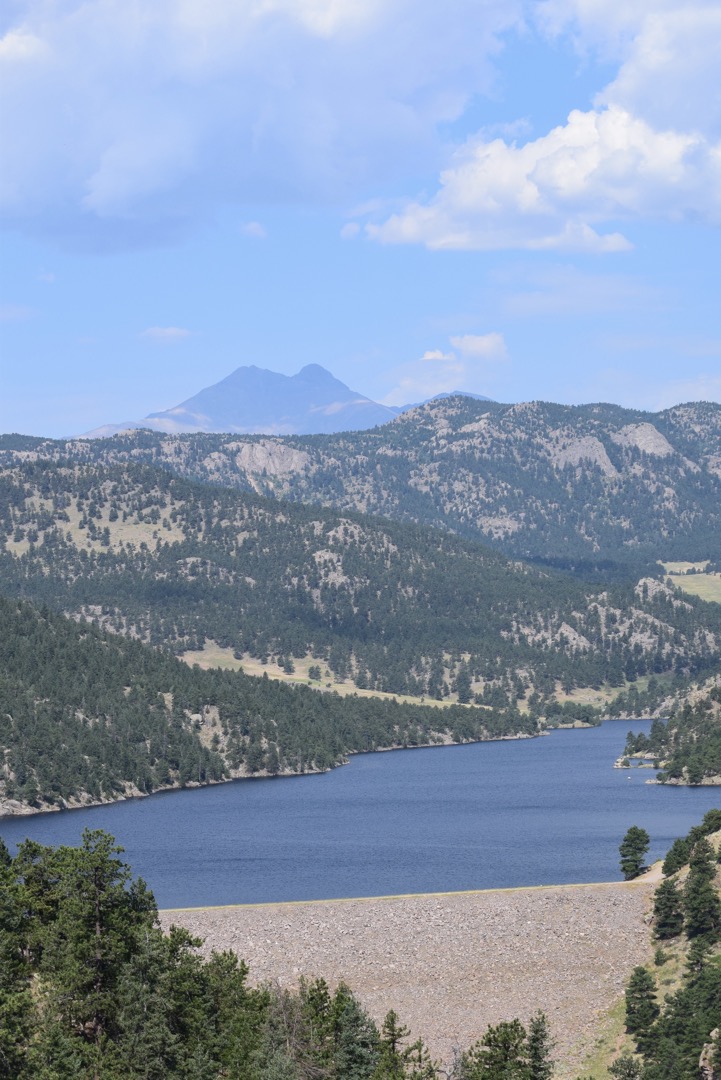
[0,716,695,821]
[161,868,662,915]
[0,727,545,820]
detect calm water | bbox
[2,721,720,908]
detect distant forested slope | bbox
[2,459,721,706]
[0,596,533,813]
[623,678,721,785]
[5,396,719,577]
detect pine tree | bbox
[608,1054,643,1079]
[527,1011,554,1079]
[684,839,721,940]
[461,1019,529,1079]
[625,967,659,1036]
[619,826,651,880]
[662,836,692,877]
[0,843,35,1080]
[372,1011,410,1079]
[653,878,684,939]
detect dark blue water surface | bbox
[2,721,720,908]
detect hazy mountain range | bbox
[82,362,491,437]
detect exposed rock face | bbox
[233,440,311,476]
[551,435,618,477]
[611,423,676,457]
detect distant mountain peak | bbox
[82,363,401,438]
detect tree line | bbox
[0,829,557,1079]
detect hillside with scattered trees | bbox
[0,596,537,814]
[2,458,721,711]
[4,396,719,579]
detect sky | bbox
[1,0,720,437]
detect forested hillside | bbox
[623,678,721,785]
[608,812,721,1078]
[0,596,535,813]
[2,459,721,707]
[5,396,719,577]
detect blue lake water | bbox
[2,720,720,909]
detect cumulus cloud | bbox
[0,0,522,245]
[421,349,456,361]
[383,332,508,405]
[367,2,721,251]
[368,104,720,251]
[140,326,191,343]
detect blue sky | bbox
[1,0,719,437]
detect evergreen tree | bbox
[373,1011,410,1079]
[619,826,651,880]
[332,986,380,1080]
[0,841,34,1080]
[608,1054,643,1079]
[461,1019,529,1079]
[625,967,659,1037]
[652,879,684,939]
[527,1012,554,1079]
[683,838,721,940]
[662,837,691,877]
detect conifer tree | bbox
[625,967,659,1037]
[653,878,684,939]
[619,826,650,880]
[461,1019,529,1079]
[527,1011,554,1079]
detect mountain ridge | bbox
[47,395,721,576]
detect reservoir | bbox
[2,720,720,908]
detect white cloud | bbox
[421,349,456,361]
[0,0,522,244]
[365,2,721,252]
[140,326,191,343]
[450,332,508,359]
[383,332,508,404]
[368,104,720,251]
[240,221,267,239]
[340,222,361,239]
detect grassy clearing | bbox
[659,560,721,604]
[181,643,677,718]
[669,573,721,604]
[179,643,464,709]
